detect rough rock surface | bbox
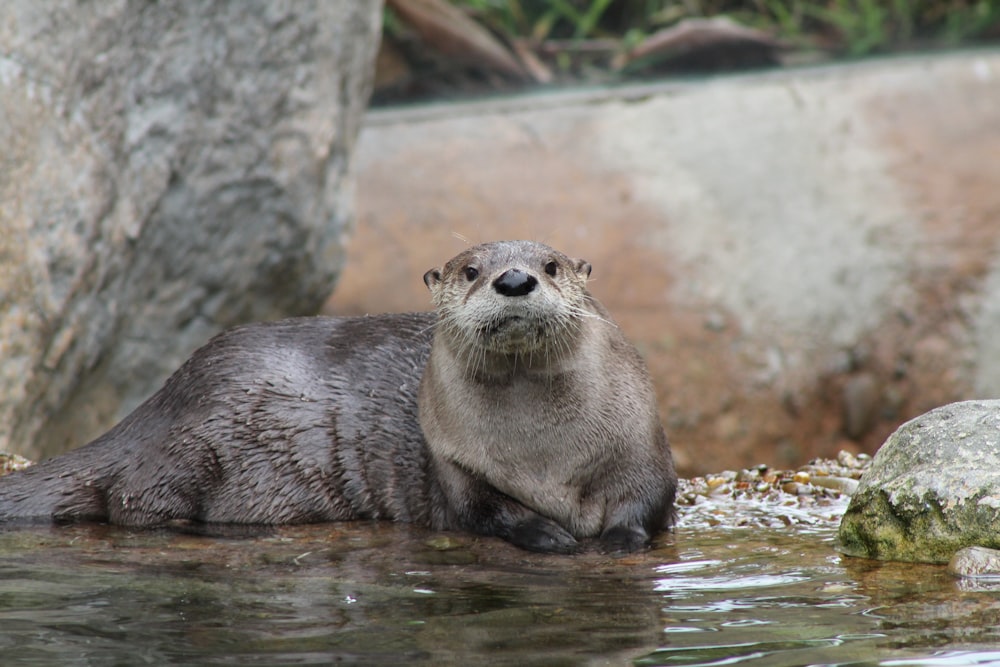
[0,1,381,460]
[838,400,1000,563]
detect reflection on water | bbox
[1,519,1000,666]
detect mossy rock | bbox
[838,400,1000,563]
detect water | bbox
[1,514,999,666]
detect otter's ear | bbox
[423,268,443,291]
[574,259,592,279]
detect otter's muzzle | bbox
[493,269,537,297]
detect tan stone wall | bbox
[331,52,1000,475]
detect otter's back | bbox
[0,313,438,527]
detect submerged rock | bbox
[838,400,1000,563]
[948,546,1000,579]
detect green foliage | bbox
[448,0,1000,56]
[459,0,625,40]
[803,0,892,55]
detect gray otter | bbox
[0,241,676,553]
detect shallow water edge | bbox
[2,513,1000,666]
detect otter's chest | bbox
[463,374,589,450]
[435,375,613,533]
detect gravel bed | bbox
[676,450,871,532]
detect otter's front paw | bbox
[599,524,650,554]
[508,515,580,554]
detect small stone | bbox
[837,450,859,469]
[708,483,732,497]
[0,453,34,476]
[811,476,859,495]
[706,476,727,490]
[948,546,1000,578]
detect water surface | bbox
[1,513,999,665]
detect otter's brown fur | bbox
[420,241,675,553]
[0,241,676,553]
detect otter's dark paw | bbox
[508,516,580,554]
[599,525,650,554]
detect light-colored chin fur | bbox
[433,289,587,377]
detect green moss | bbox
[838,487,1000,563]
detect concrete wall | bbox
[329,51,1000,475]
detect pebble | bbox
[810,475,859,495]
[948,546,1000,578]
[0,453,33,475]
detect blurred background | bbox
[372,0,1000,103]
[328,0,1000,475]
[3,1,998,476]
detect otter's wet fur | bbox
[0,241,676,553]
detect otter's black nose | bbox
[493,269,537,297]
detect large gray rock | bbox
[0,1,382,460]
[838,400,1000,563]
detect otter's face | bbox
[423,240,593,356]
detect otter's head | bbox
[423,241,594,360]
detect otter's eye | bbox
[463,266,480,281]
[544,261,558,277]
